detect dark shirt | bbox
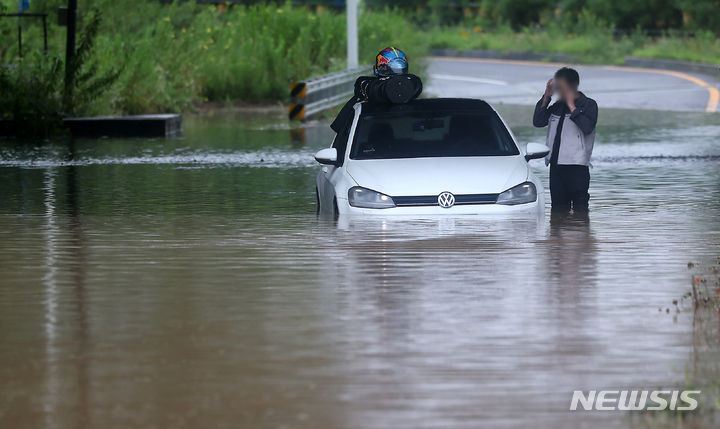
[532,92,598,135]
[331,94,361,134]
[548,103,569,165]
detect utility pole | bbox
[64,0,77,110]
[346,0,359,69]
[17,0,30,57]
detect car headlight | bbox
[348,186,396,209]
[496,182,537,205]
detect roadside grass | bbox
[190,3,426,104]
[632,31,720,63]
[627,259,720,428]
[1,10,119,137]
[426,26,632,64]
[638,259,720,428]
[628,382,720,429]
[1,1,716,118]
[427,26,719,65]
[1,1,428,115]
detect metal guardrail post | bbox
[289,66,371,120]
[0,13,49,56]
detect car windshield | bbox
[350,110,520,160]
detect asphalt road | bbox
[425,57,720,113]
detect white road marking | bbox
[430,73,508,86]
[427,57,718,113]
[429,73,538,95]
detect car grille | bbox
[392,193,499,207]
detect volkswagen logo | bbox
[437,192,455,208]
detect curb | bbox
[624,56,719,78]
[428,49,720,79]
[1,114,183,138]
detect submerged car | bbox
[314,98,549,215]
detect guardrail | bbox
[289,66,371,120]
[0,13,49,56]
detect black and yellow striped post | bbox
[288,103,305,120]
[290,82,307,99]
[289,82,307,120]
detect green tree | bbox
[480,0,553,29]
[563,0,683,31]
[676,0,720,33]
[0,9,120,137]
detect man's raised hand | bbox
[544,79,554,98]
[541,79,554,107]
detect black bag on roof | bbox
[330,74,423,133]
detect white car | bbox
[314,98,549,215]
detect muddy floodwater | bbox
[1,106,719,428]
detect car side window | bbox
[331,122,352,166]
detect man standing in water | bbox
[533,67,598,213]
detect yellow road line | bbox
[427,56,719,113]
[604,66,719,113]
[709,88,720,113]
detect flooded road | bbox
[1,106,719,428]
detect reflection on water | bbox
[0,107,719,428]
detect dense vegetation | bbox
[0,0,718,122]
[424,14,720,64]
[365,0,720,34]
[1,0,426,117]
[1,9,120,136]
[363,0,720,64]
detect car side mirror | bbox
[314,148,338,165]
[525,143,550,161]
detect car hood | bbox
[346,156,528,196]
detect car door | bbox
[318,122,351,212]
[316,136,336,211]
